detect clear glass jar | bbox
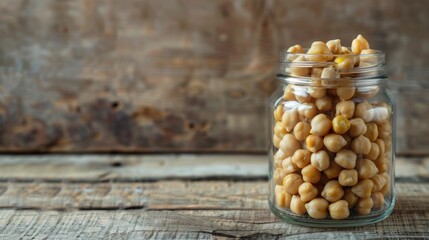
[268,50,395,227]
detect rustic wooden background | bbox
[0,0,428,153]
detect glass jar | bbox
[268,50,395,227]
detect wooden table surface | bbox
[0,154,428,239]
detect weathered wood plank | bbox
[0,155,427,181]
[0,181,429,239]
[0,0,428,153]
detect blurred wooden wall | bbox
[0,0,428,153]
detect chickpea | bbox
[291,149,311,168]
[294,86,314,103]
[290,56,310,77]
[374,154,388,173]
[299,182,319,202]
[274,105,284,122]
[338,169,358,187]
[323,161,342,179]
[336,87,356,101]
[315,95,333,111]
[355,86,379,99]
[378,121,392,140]
[354,101,374,123]
[343,188,358,208]
[274,149,287,168]
[370,174,387,193]
[283,173,304,195]
[298,103,318,120]
[282,109,299,132]
[371,192,385,209]
[356,159,378,179]
[310,150,330,171]
[301,164,321,184]
[279,134,301,157]
[275,185,286,208]
[334,56,354,70]
[321,180,344,202]
[351,34,370,54]
[274,122,288,138]
[349,118,367,137]
[351,135,372,155]
[351,179,374,198]
[326,39,342,54]
[355,198,374,215]
[293,122,310,142]
[321,66,336,79]
[287,44,305,54]
[273,168,286,185]
[364,123,378,141]
[375,138,386,154]
[335,149,357,169]
[324,134,347,153]
[310,114,332,136]
[380,180,390,196]
[340,46,351,54]
[311,68,323,78]
[307,41,332,62]
[365,142,380,161]
[290,195,307,215]
[305,198,329,219]
[273,134,282,148]
[336,101,355,119]
[359,49,377,66]
[305,135,324,152]
[332,115,351,134]
[283,84,296,100]
[281,157,297,174]
[329,200,350,219]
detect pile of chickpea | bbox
[272,34,392,220]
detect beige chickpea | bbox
[315,95,333,111]
[323,161,342,179]
[274,105,284,122]
[298,103,318,120]
[374,154,388,173]
[351,179,374,198]
[375,138,386,154]
[364,123,378,141]
[334,56,355,70]
[279,134,301,157]
[273,134,282,148]
[294,86,314,103]
[356,159,378,179]
[371,192,385,209]
[323,134,347,153]
[365,142,380,161]
[336,87,356,101]
[273,168,286,185]
[306,41,332,62]
[370,174,387,192]
[311,150,330,171]
[338,169,358,187]
[326,39,342,54]
[372,106,389,124]
[283,173,304,195]
[310,114,332,136]
[290,195,307,215]
[291,149,311,168]
[380,180,390,196]
[354,101,374,123]
[355,197,374,215]
[329,200,350,219]
[355,86,379,99]
[359,48,378,66]
[274,149,287,168]
[305,198,329,219]
[287,44,305,54]
[351,34,370,54]
[305,135,324,153]
[282,157,298,174]
[332,115,351,134]
[311,68,323,78]
[301,164,321,184]
[340,46,351,54]
[282,108,299,132]
[351,135,372,154]
[275,185,286,208]
[349,118,367,137]
[378,121,392,140]
[299,182,319,203]
[290,56,310,77]
[274,121,288,138]
[343,188,358,208]
[321,180,344,202]
[321,66,336,79]
[336,101,355,119]
[294,122,311,141]
[334,149,357,169]
[283,85,296,100]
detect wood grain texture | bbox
[0,181,428,239]
[0,154,427,181]
[0,0,428,153]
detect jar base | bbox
[269,197,395,228]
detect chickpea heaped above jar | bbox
[272,34,393,221]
